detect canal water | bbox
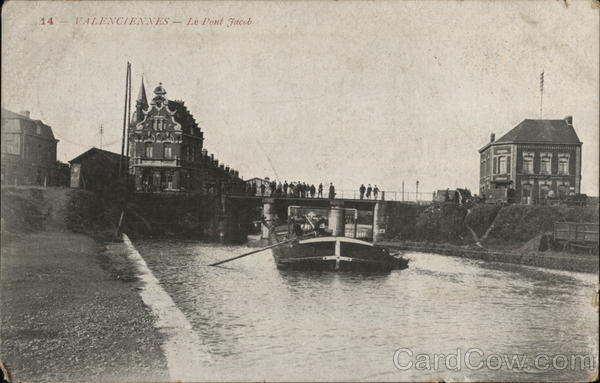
[134,240,598,382]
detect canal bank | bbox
[0,231,169,382]
[0,186,170,382]
[379,240,599,274]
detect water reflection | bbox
[134,240,598,382]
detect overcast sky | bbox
[2,1,598,194]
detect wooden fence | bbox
[553,222,599,252]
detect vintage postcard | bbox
[1,0,598,382]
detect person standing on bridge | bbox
[373,185,379,200]
[310,184,316,198]
[359,184,366,199]
[329,182,336,200]
[366,184,372,199]
[318,183,323,198]
[283,181,288,196]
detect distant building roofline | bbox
[68,147,127,164]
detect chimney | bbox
[564,116,573,126]
[20,110,31,118]
[490,133,495,143]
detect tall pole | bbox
[125,63,132,182]
[539,70,544,119]
[120,61,130,177]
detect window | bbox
[145,142,153,158]
[498,156,507,174]
[1,135,21,155]
[493,155,510,174]
[167,173,173,189]
[558,155,569,175]
[36,125,41,135]
[481,159,484,177]
[522,153,534,174]
[521,183,532,204]
[163,143,172,158]
[540,156,552,174]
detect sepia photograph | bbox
[1,0,598,382]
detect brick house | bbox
[128,80,243,193]
[479,116,582,204]
[1,108,60,186]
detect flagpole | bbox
[539,70,544,119]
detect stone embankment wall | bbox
[125,193,255,243]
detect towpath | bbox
[0,188,168,381]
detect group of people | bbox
[247,180,337,199]
[358,184,380,200]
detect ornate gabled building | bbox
[128,80,243,193]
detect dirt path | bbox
[39,187,70,231]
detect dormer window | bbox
[152,118,167,131]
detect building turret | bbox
[132,76,149,124]
[151,82,168,107]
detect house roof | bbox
[480,118,582,152]
[68,147,127,165]
[169,100,203,138]
[1,108,57,140]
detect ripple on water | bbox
[133,240,599,382]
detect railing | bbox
[553,222,599,244]
[334,189,432,202]
[238,188,432,203]
[132,157,181,166]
